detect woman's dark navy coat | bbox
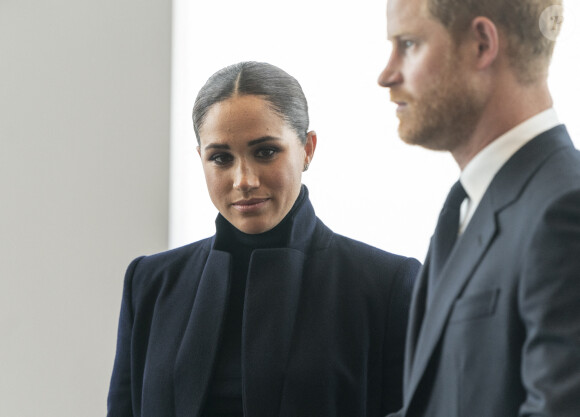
[107,192,420,417]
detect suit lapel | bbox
[405,197,497,405]
[403,125,573,411]
[242,248,306,417]
[173,250,231,417]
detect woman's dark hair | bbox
[192,61,309,144]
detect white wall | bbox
[0,1,171,416]
[171,0,580,261]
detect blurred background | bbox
[1,1,578,415]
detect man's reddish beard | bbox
[390,91,412,104]
[387,62,486,152]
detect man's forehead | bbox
[387,0,434,38]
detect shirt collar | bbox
[460,108,560,207]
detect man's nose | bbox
[378,55,402,88]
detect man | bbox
[378,0,580,416]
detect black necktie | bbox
[428,181,467,304]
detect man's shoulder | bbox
[527,126,580,193]
[492,125,579,202]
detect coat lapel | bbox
[240,187,317,416]
[242,248,306,417]
[173,250,232,417]
[403,257,429,389]
[172,186,321,417]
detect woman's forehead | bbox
[199,96,294,148]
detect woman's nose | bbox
[233,161,259,192]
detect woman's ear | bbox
[304,130,317,165]
[470,16,499,70]
[196,146,201,158]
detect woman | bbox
[107,62,420,417]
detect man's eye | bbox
[402,40,415,49]
[209,153,233,165]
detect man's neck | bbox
[452,78,553,170]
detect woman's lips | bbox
[232,198,270,213]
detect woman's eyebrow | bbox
[204,143,230,151]
[248,136,281,146]
[204,136,281,151]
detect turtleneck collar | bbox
[213,185,314,253]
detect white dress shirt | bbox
[458,108,561,234]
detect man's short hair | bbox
[427,0,563,83]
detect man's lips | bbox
[391,98,408,108]
[391,100,409,114]
[232,198,270,212]
[390,92,410,108]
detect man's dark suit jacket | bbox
[107,191,420,417]
[391,125,580,417]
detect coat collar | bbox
[174,185,319,417]
[404,125,572,409]
[213,185,317,254]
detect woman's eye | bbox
[256,148,278,159]
[209,153,233,165]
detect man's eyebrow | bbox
[389,33,408,41]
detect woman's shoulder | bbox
[312,219,417,265]
[330,232,419,269]
[124,237,214,293]
[135,237,213,269]
[309,220,420,281]
[307,227,419,305]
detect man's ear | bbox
[470,16,499,70]
[196,146,201,158]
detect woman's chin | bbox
[233,219,273,235]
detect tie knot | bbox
[444,181,467,211]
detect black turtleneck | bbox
[202,187,307,417]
